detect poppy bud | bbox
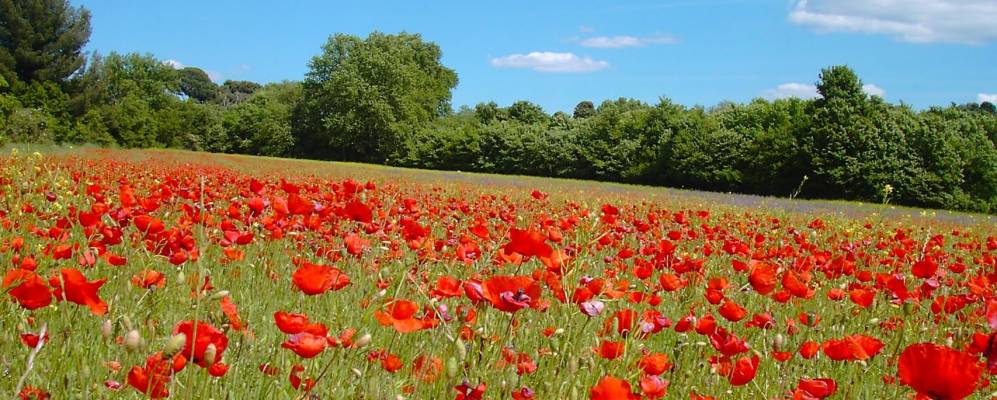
[455,339,467,361]
[903,301,914,315]
[355,333,372,348]
[352,368,363,378]
[945,336,954,347]
[165,333,186,356]
[554,328,565,335]
[773,333,785,351]
[568,357,579,373]
[124,330,143,352]
[446,357,458,379]
[204,344,218,365]
[101,320,113,339]
[867,318,880,326]
[209,290,230,301]
[376,289,387,298]
[123,316,134,331]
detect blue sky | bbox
[75,0,997,113]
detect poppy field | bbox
[3,147,997,400]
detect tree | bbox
[178,67,217,102]
[0,0,91,87]
[573,100,595,118]
[507,100,548,124]
[983,101,996,115]
[297,31,458,162]
[216,80,260,106]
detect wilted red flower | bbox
[898,343,982,400]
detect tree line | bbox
[2,0,996,213]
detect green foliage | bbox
[215,80,261,106]
[0,0,91,86]
[573,100,596,119]
[178,67,218,103]
[297,31,458,162]
[220,81,300,156]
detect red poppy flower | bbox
[504,228,553,259]
[281,332,327,358]
[3,269,52,310]
[594,340,625,360]
[20,332,49,348]
[172,320,228,367]
[728,355,759,386]
[589,375,640,400]
[291,262,350,295]
[343,199,373,223]
[898,343,982,400]
[374,299,438,333]
[794,378,837,399]
[638,352,672,375]
[455,381,486,400]
[219,296,245,331]
[131,270,166,289]
[127,352,175,399]
[50,268,107,316]
[412,354,443,382]
[639,375,669,399]
[480,275,541,313]
[748,260,778,295]
[718,300,748,322]
[822,334,883,361]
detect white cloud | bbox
[579,34,678,48]
[862,84,886,97]
[788,0,997,44]
[490,52,609,73]
[979,93,997,103]
[765,83,820,99]
[764,82,886,99]
[163,59,185,69]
